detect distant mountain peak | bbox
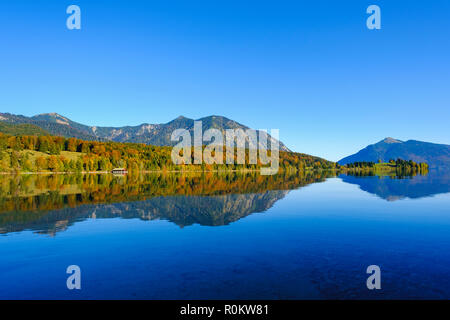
[37,112,66,118]
[381,137,403,144]
[33,113,71,126]
[339,138,450,169]
[200,114,228,120]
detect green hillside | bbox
[0,122,50,136]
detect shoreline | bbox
[0,168,333,176]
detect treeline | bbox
[389,158,429,175]
[343,159,429,176]
[0,133,336,173]
[345,161,376,168]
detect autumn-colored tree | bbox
[48,156,60,172]
[67,138,78,152]
[35,157,47,170]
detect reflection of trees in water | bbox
[0,171,333,234]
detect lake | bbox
[0,171,449,299]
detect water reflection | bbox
[0,171,330,235]
[340,170,450,201]
[2,170,450,299]
[1,170,448,235]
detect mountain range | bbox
[338,137,450,169]
[0,112,290,152]
[2,112,450,169]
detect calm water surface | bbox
[0,171,449,299]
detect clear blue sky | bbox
[1,0,449,161]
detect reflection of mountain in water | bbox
[1,171,333,235]
[340,170,450,201]
[0,191,288,235]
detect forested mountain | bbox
[338,138,450,169]
[0,113,98,140]
[0,113,290,151]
